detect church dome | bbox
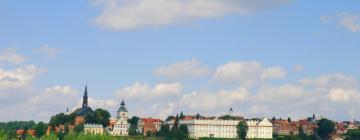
[117,100,128,112]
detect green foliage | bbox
[128,116,140,135]
[40,133,58,140]
[33,122,47,137]
[0,130,9,140]
[128,116,140,126]
[172,114,179,132]
[159,115,188,140]
[236,120,248,139]
[316,118,335,139]
[73,124,84,134]
[196,113,201,119]
[180,112,185,120]
[0,120,37,139]
[94,108,111,127]
[165,116,175,121]
[177,124,189,139]
[287,117,291,122]
[49,113,74,126]
[345,128,360,140]
[157,124,171,137]
[219,115,242,120]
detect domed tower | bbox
[117,100,128,119]
[112,100,129,136]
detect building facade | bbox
[246,119,273,139]
[84,124,104,135]
[111,100,129,136]
[179,118,273,139]
[137,118,162,135]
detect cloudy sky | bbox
[1,0,360,122]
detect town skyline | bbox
[1,0,360,122]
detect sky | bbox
[1,0,360,122]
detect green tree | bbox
[345,128,360,140]
[178,124,189,139]
[172,114,179,132]
[288,117,291,122]
[128,116,140,135]
[73,124,84,134]
[33,122,47,137]
[49,113,74,126]
[196,113,200,119]
[94,108,111,127]
[317,118,335,139]
[237,120,248,140]
[180,112,185,120]
[158,123,171,137]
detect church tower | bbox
[117,100,128,118]
[112,100,129,136]
[82,85,88,108]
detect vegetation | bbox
[219,115,242,120]
[128,116,140,135]
[157,123,171,138]
[316,118,335,139]
[94,108,111,127]
[33,122,47,137]
[157,114,188,140]
[49,113,75,126]
[73,124,84,134]
[49,108,110,128]
[236,119,248,139]
[0,121,38,139]
[345,128,360,140]
[180,112,185,120]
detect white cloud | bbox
[261,67,286,79]
[327,88,358,102]
[321,12,360,32]
[180,87,249,110]
[0,65,47,89]
[293,65,304,72]
[338,13,360,32]
[93,0,290,30]
[154,59,209,78]
[151,103,175,119]
[0,48,27,64]
[30,86,79,107]
[300,73,358,89]
[256,84,308,104]
[34,44,62,58]
[214,61,286,85]
[115,82,182,99]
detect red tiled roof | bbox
[141,118,162,123]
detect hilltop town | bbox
[1,86,360,140]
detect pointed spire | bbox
[84,84,88,97]
[121,100,125,106]
[82,84,88,108]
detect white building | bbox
[84,124,104,135]
[111,100,129,136]
[246,119,273,139]
[179,118,273,139]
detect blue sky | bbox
[1,0,360,122]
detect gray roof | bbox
[84,124,103,128]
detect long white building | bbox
[179,118,273,139]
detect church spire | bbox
[82,84,88,108]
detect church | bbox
[73,85,95,125]
[111,100,129,136]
